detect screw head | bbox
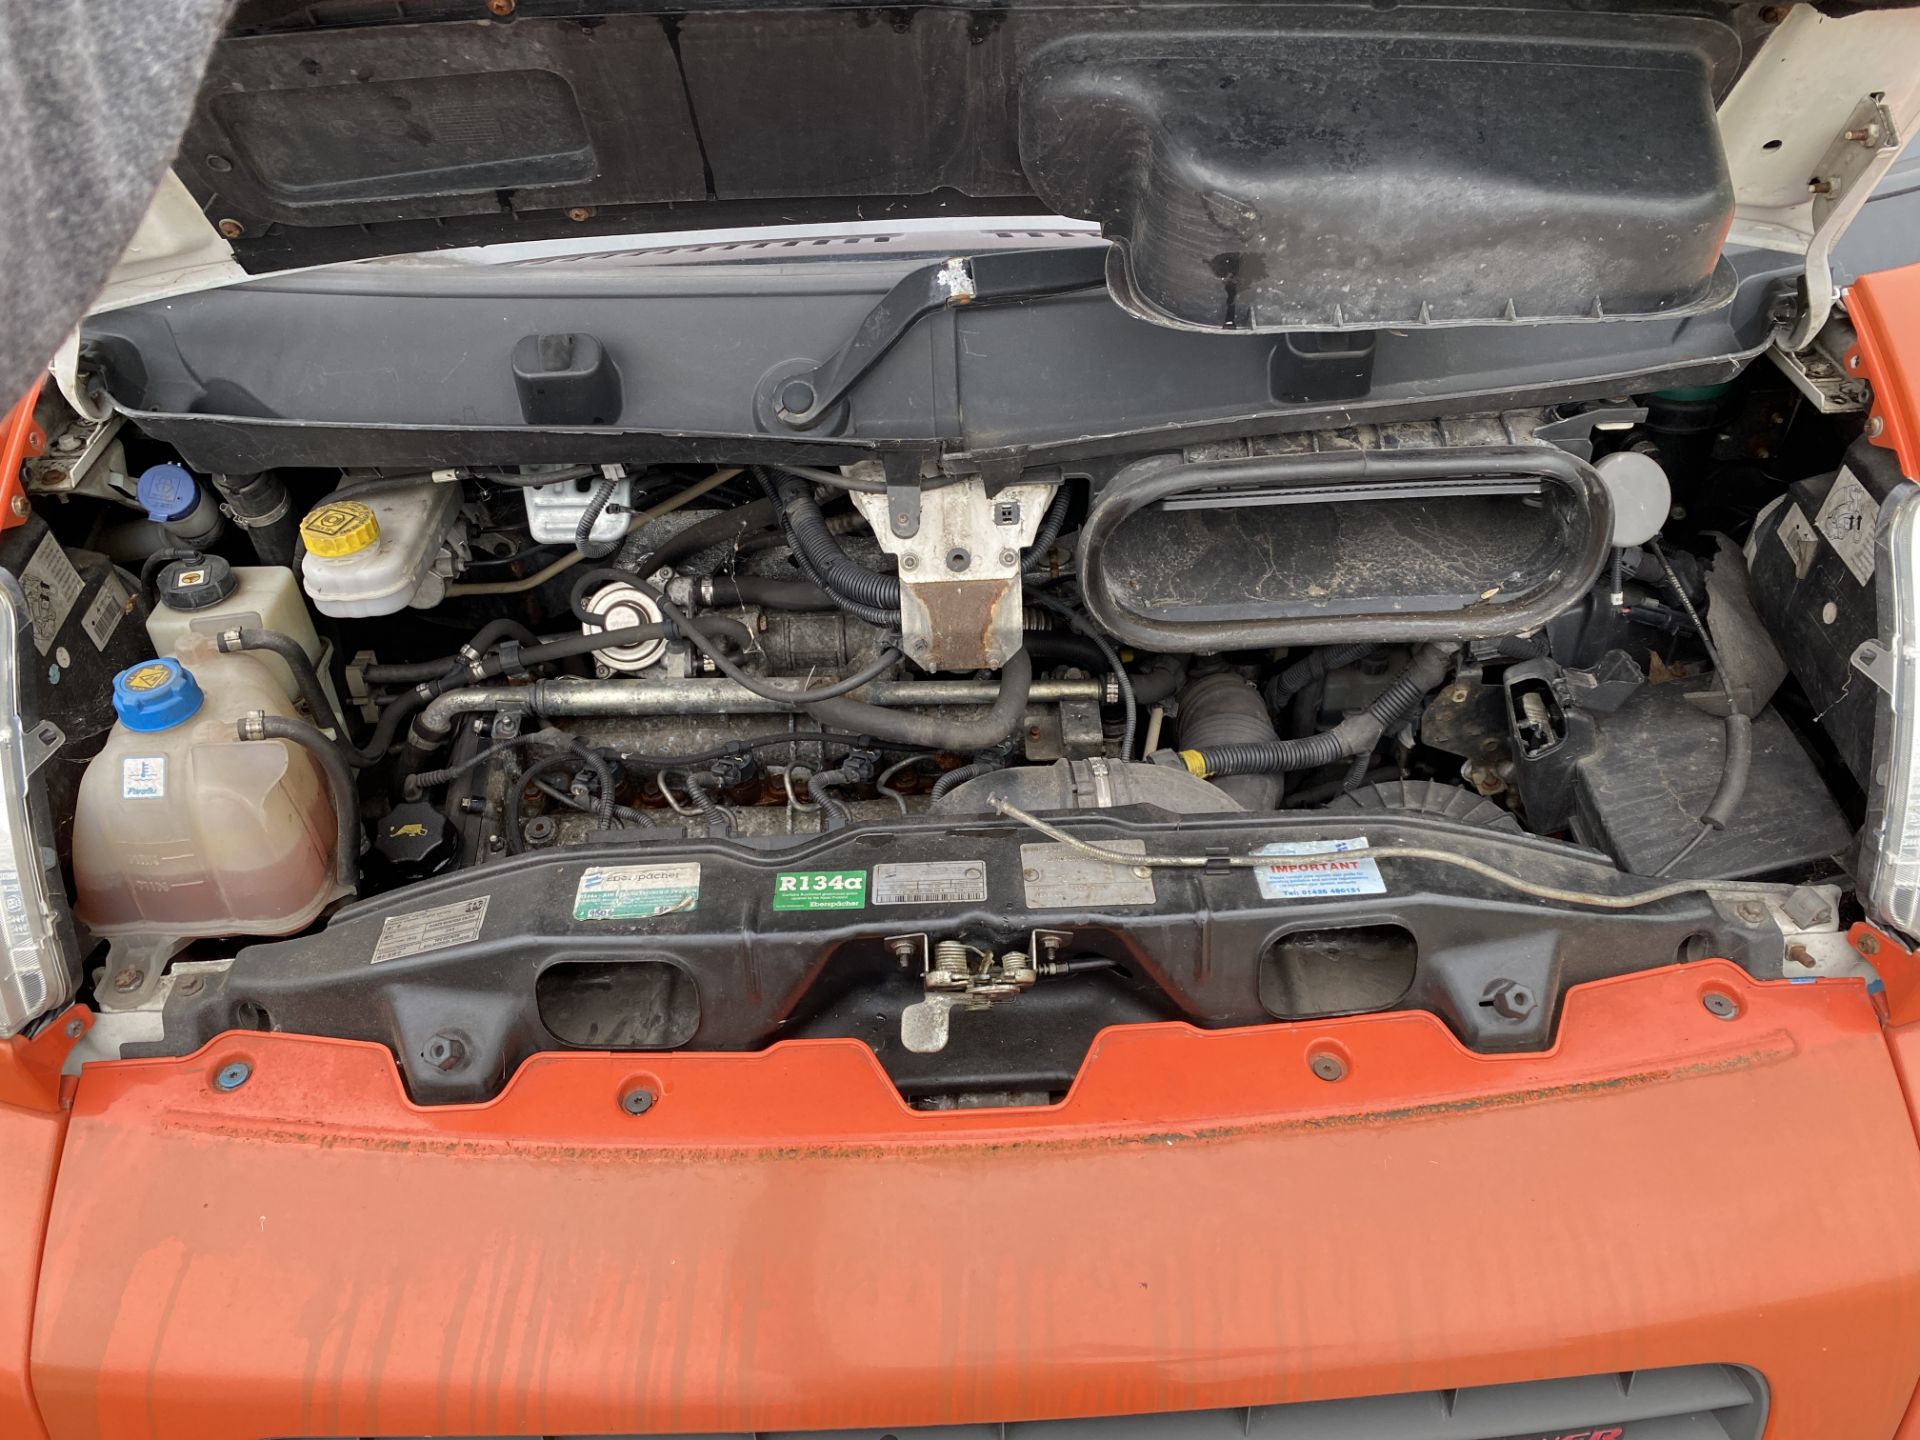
[1309,1052,1348,1082]
[1736,900,1767,923]
[1449,685,1470,703]
[1866,416,1886,438]
[620,1086,657,1115]
[999,549,1018,567]
[214,1061,252,1091]
[111,966,144,993]
[64,1017,84,1039]
[565,204,594,222]
[216,218,245,239]
[1859,932,1882,956]
[487,0,515,13]
[176,974,204,996]
[1702,991,1738,1020]
[901,554,919,571]
[9,494,29,518]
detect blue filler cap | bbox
[136,464,201,524]
[112,659,204,733]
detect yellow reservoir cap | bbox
[299,500,380,558]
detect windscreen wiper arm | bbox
[772,245,1109,431]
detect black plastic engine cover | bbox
[143,809,1792,1104]
[1018,12,1739,332]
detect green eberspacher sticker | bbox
[773,869,867,911]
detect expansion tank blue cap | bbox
[112,658,204,733]
[136,463,201,524]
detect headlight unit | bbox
[1862,482,1920,935]
[0,570,80,1036]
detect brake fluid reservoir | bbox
[72,653,344,968]
[298,484,461,617]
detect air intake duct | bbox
[1078,445,1612,651]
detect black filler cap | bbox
[157,554,238,611]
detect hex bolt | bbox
[566,206,595,222]
[1859,932,1882,956]
[1309,1052,1348,1082]
[424,1033,468,1072]
[1702,991,1738,1020]
[111,966,144,993]
[214,1061,252,1092]
[64,1017,84,1039]
[1866,416,1886,438]
[9,494,28,519]
[1736,901,1768,923]
[620,1086,657,1115]
[887,936,918,969]
[1490,984,1535,1021]
[176,974,204,996]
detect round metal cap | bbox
[582,582,668,673]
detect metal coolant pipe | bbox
[416,675,1110,730]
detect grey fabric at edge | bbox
[0,0,231,405]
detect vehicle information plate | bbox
[18,532,83,655]
[1254,838,1386,898]
[872,860,988,905]
[1020,839,1155,908]
[371,896,489,963]
[80,572,129,650]
[773,869,867,911]
[573,862,701,921]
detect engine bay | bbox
[12,364,1886,1106]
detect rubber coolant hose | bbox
[236,711,359,890]
[801,649,1033,750]
[1185,643,1454,779]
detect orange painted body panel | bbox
[1,1016,87,1440]
[27,963,1920,1440]
[0,380,46,534]
[1850,261,1920,481]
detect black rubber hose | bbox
[1266,643,1377,709]
[1701,713,1754,830]
[1022,630,1112,673]
[236,712,358,889]
[680,768,733,834]
[365,620,545,685]
[1128,655,1190,707]
[209,471,298,566]
[575,473,622,561]
[771,471,901,611]
[808,766,856,828]
[802,649,1033,750]
[471,465,598,488]
[631,496,780,577]
[1488,635,1549,661]
[217,628,347,742]
[1026,486,1071,560]
[931,758,997,800]
[756,476,900,629]
[1189,643,1454,779]
[140,548,201,604]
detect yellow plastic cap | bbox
[299,500,380,558]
